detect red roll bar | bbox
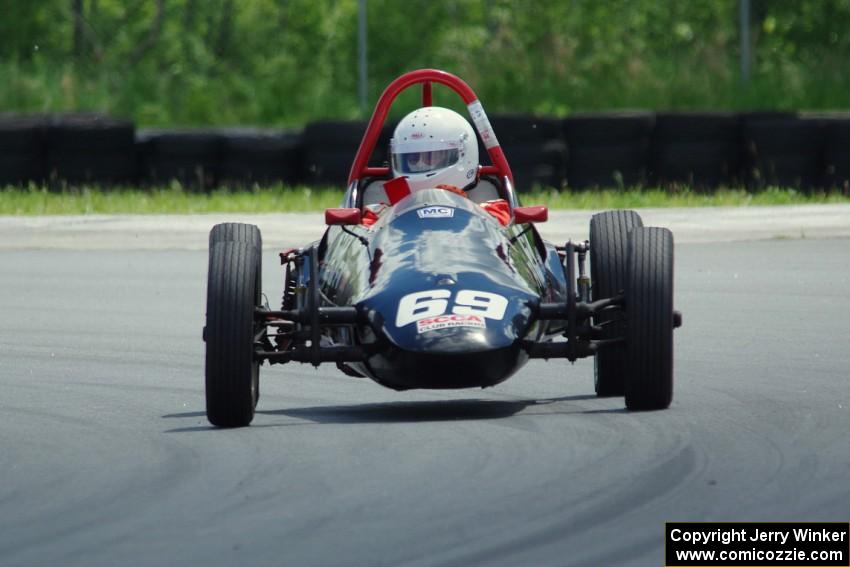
[347,69,514,187]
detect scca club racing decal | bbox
[416,314,485,333]
[395,289,508,333]
[417,206,454,219]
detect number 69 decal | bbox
[395,289,508,327]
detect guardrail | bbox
[1,112,848,191]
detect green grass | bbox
[0,184,344,215]
[1,184,849,215]
[527,186,850,209]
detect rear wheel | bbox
[589,210,643,396]
[625,227,674,410]
[205,232,263,427]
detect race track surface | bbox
[2,203,850,249]
[1,236,849,566]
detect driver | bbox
[360,106,510,226]
[389,106,479,194]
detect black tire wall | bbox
[302,121,369,187]
[742,113,824,191]
[138,129,222,190]
[219,128,303,186]
[486,114,567,192]
[3,112,850,191]
[824,117,850,189]
[650,112,741,189]
[563,112,654,189]
[47,114,136,186]
[0,115,47,186]
[321,113,569,192]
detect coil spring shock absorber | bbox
[280,249,301,310]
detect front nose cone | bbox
[367,343,528,390]
[361,284,536,354]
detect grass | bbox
[527,186,850,209]
[1,184,849,215]
[0,184,344,215]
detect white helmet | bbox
[390,106,478,192]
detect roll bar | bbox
[346,69,515,188]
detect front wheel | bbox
[205,239,262,427]
[589,209,643,396]
[625,227,674,410]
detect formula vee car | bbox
[203,69,682,427]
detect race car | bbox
[203,69,682,427]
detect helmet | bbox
[390,106,478,192]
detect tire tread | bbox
[625,227,674,410]
[590,209,643,396]
[205,239,261,427]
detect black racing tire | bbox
[625,227,674,410]
[205,240,262,427]
[209,222,262,248]
[209,222,262,282]
[209,221,263,299]
[589,209,643,396]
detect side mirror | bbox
[325,208,362,226]
[513,205,548,224]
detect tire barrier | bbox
[309,114,568,192]
[487,114,567,192]
[301,121,369,187]
[2,112,849,191]
[0,114,47,186]
[742,113,824,191]
[47,113,136,186]
[219,128,302,186]
[138,129,222,190]
[650,112,741,190]
[563,112,654,189]
[823,116,850,189]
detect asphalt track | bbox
[1,212,849,566]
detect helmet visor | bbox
[392,148,459,175]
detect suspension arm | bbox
[536,294,625,321]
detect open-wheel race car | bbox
[203,69,682,427]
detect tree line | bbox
[1,0,849,126]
